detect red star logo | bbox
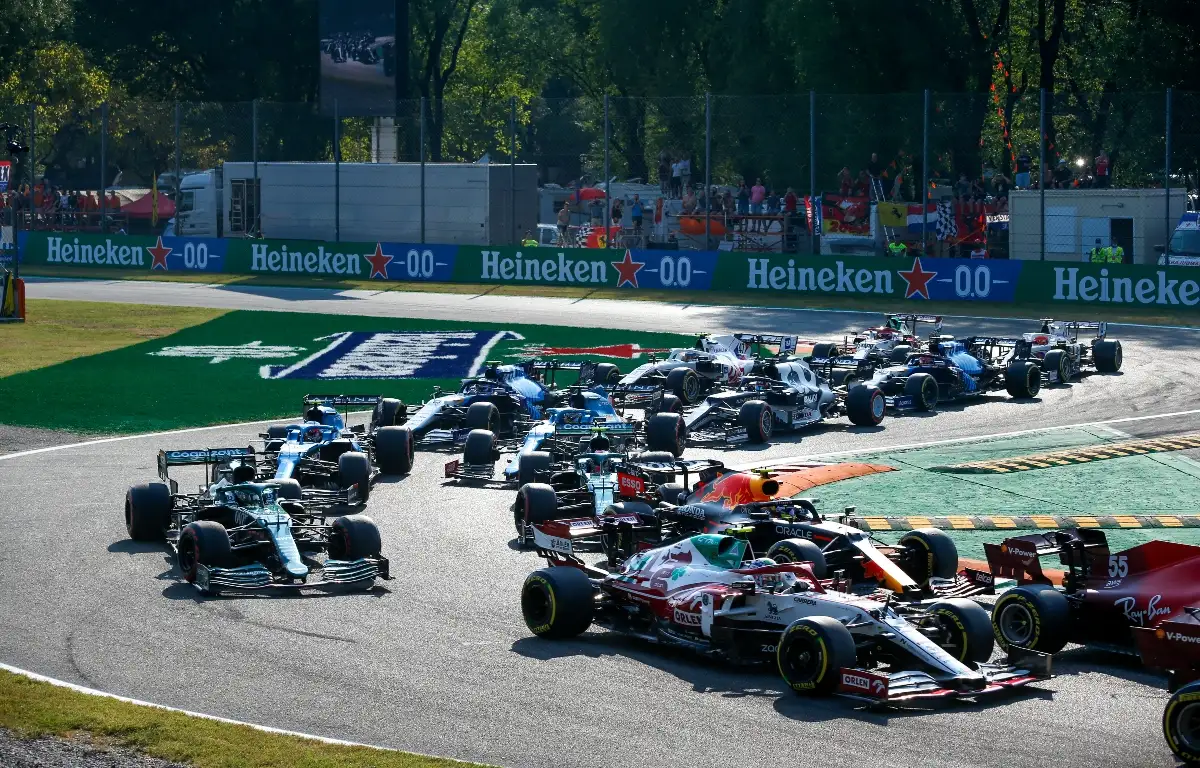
[147,237,171,270]
[898,257,937,299]
[366,243,393,279]
[610,250,645,288]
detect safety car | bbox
[123,447,389,595]
[521,534,1048,704]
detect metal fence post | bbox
[603,95,610,249]
[173,101,181,236]
[510,95,517,245]
[809,90,816,254]
[333,98,340,242]
[1039,87,1047,261]
[27,104,35,196]
[100,102,108,233]
[921,90,929,253]
[251,99,259,236]
[1166,87,1173,257]
[704,92,711,249]
[420,97,426,244]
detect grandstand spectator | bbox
[658,152,671,197]
[556,201,571,245]
[765,187,780,232]
[954,172,970,200]
[630,194,644,236]
[1095,150,1111,188]
[867,152,883,180]
[653,196,666,238]
[852,170,870,198]
[750,178,766,231]
[838,167,852,196]
[679,155,691,194]
[1053,159,1072,189]
[610,198,623,226]
[993,171,1011,209]
[1015,148,1032,188]
[890,173,905,202]
[681,187,697,214]
[735,182,750,229]
[670,159,682,198]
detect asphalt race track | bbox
[7,278,1200,767]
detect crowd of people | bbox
[0,184,124,230]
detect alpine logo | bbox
[260,331,522,380]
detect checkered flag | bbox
[935,200,958,241]
[574,224,593,247]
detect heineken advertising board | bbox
[17,231,1200,310]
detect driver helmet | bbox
[680,350,698,362]
[303,426,323,443]
[747,557,777,569]
[231,463,256,484]
[569,392,587,409]
[876,327,895,338]
[305,405,324,424]
[589,433,611,452]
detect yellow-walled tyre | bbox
[521,567,594,639]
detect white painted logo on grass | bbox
[151,341,306,364]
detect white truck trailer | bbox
[176,161,537,245]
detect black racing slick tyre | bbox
[338,450,372,503]
[777,616,857,695]
[656,482,687,505]
[633,451,676,465]
[904,373,938,412]
[522,567,594,639]
[1005,360,1042,399]
[177,520,232,584]
[517,451,553,486]
[766,538,827,578]
[658,393,684,415]
[898,528,959,585]
[845,384,886,427]
[125,482,172,541]
[928,598,995,666]
[514,483,559,546]
[809,343,839,360]
[888,344,913,364]
[666,367,703,405]
[328,514,382,560]
[646,413,687,457]
[593,363,621,386]
[1094,339,1123,373]
[266,425,291,440]
[1042,349,1071,385]
[273,478,303,500]
[739,400,774,444]
[373,425,414,475]
[465,402,499,431]
[1164,680,1200,764]
[371,397,406,429]
[991,584,1070,654]
[462,429,498,466]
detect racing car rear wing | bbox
[731,333,801,356]
[303,394,383,407]
[157,447,257,490]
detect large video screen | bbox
[319,0,396,116]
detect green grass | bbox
[0,300,226,379]
[0,669,486,768]
[23,265,1200,327]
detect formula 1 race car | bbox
[521,534,1049,704]
[1017,319,1123,383]
[610,333,798,406]
[867,337,1042,412]
[525,462,977,600]
[444,388,686,484]
[676,358,885,446]
[404,360,591,447]
[808,314,942,386]
[261,394,413,503]
[510,437,721,548]
[124,447,389,595]
[1134,611,1200,763]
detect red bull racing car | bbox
[521,534,1048,705]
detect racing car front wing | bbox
[836,648,1051,707]
[193,556,389,594]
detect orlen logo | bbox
[673,608,702,626]
[1002,544,1037,560]
[617,472,645,496]
[841,672,872,692]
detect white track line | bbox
[767,407,1200,464]
[0,662,406,754]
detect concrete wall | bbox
[1008,188,1186,264]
